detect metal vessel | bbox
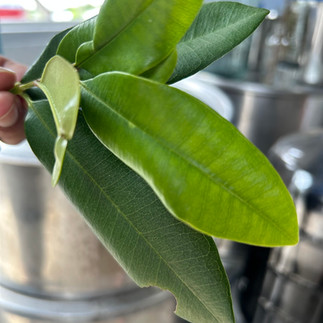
[0,141,176,322]
[253,130,323,323]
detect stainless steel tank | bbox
[196,72,323,154]
[0,74,232,322]
[194,72,323,323]
[253,130,323,323]
[0,141,175,322]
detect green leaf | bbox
[76,0,203,76]
[25,99,235,323]
[81,72,298,247]
[168,2,269,83]
[52,136,68,186]
[22,27,72,83]
[140,50,178,83]
[65,0,153,66]
[75,0,152,64]
[93,0,153,49]
[56,17,96,63]
[36,55,80,185]
[75,41,94,65]
[37,55,80,139]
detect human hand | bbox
[0,56,28,145]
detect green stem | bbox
[10,81,37,95]
[9,81,36,109]
[20,92,33,107]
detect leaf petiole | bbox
[10,81,37,95]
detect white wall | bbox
[1,22,77,66]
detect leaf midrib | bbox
[29,99,224,323]
[77,0,154,68]
[81,81,292,241]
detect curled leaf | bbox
[36,55,80,185]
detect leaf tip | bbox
[51,136,68,187]
[51,160,61,187]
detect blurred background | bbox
[0,0,104,22]
[0,0,105,65]
[1,0,323,322]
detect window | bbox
[0,0,104,22]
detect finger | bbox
[0,67,17,91]
[0,94,27,144]
[0,56,27,81]
[0,92,19,127]
[0,115,26,145]
[0,107,27,144]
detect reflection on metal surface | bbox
[254,130,323,323]
[0,150,134,298]
[0,285,175,323]
[0,141,176,322]
[198,67,323,322]
[195,72,320,154]
[172,74,234,122]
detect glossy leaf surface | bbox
[169,2,269,83]
[77,0,203,76]
[81,72,298,247]
[56,17,96,63]
[93,0,153,49]
[37,55,80,185]
[141,50,178,83]
[76,0,152,64]
[25,99,235,323]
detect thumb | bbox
[0,94,26,144]
[0,92,19,127]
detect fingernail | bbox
[0,102,19,127]
[0,67,15,74]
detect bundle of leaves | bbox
[13,1,298,322]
